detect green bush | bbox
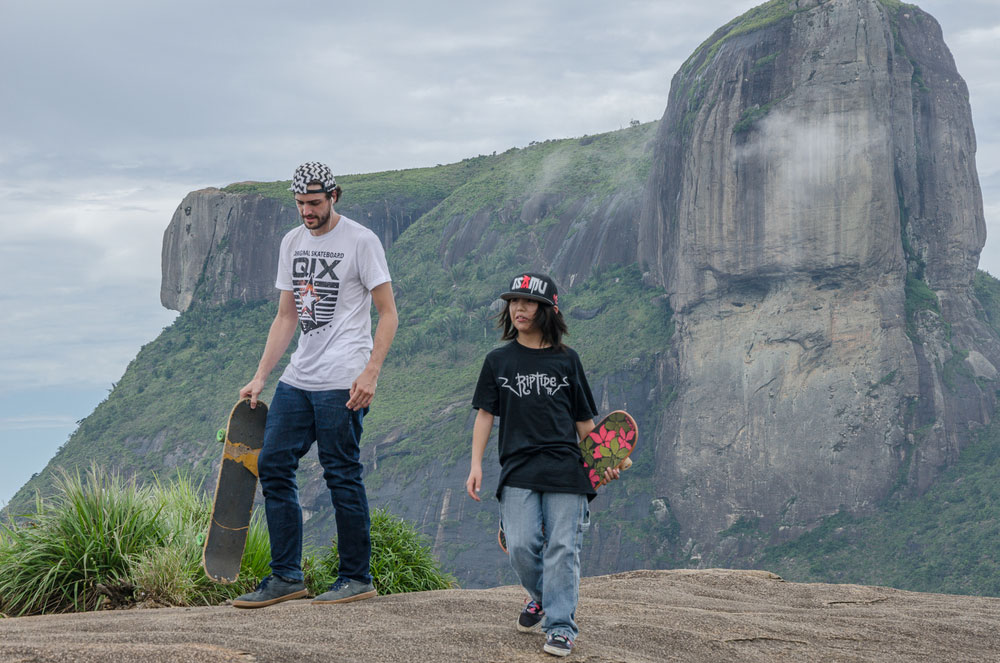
[311,507,456,596]
[133,473,272,606]
[0,468,457,615]
[0,467,165,615]
[0,467,271,615]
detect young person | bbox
[234,161,398,608]
[465,272,618,657]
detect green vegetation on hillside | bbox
[223,158,491,211]
[682,0,803,76]
[758,414,1000,596]
[756,269,1000,596]
[904,273,940,339]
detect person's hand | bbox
[239,377,265,408]
[599,457,632,486]
[347,367,378,410]
[601,467,620,485]
[465,466,483,502]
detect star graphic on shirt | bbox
[298,281,325,322]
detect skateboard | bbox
[202,398,268,583]
[498,410,637,553]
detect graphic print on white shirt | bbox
[499,373,570,398]
[291,250,345,334]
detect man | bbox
[233,161,398,608]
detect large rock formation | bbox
[640,0,999,560]
[160,190,295,311]
[160,178,460,312]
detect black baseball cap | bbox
[500,272,559,307]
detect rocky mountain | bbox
[161,190,292,311]
[161,167,472,312]
[638,0,998,562]
[9,0,998,590]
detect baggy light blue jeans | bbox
[500,486,589,641]
[257,381,372,584]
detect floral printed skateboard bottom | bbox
[579,410,637,490]
[498,410,637,553]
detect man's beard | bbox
[304,208,331,230]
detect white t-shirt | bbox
[275,216,391,390]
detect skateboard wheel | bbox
[217,429,225,443]
[196,533,205,546]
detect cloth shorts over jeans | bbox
[500,486,590,641]
[257,380,372,584]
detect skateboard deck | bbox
[579,410,637,490]
[498,410,637,553]
[202,398,268,583]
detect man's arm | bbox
[347,281,398,411]
[239,289,299,408]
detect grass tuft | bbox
[0,466,164,614]
[0,468,454,615]
[0,467,270,615]
[311,507,456,596]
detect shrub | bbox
[0,467,271,615]
[311,507,456,596]
[0,468,455,615]
[132,474,271,606]
[0,467,165,615]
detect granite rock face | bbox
[639,0,998,560]
[160,184,446,313]
[160,189,295,312]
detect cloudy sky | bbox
[1,0,998,507]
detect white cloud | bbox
[0,176,180,394]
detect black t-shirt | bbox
[472,341,599,501]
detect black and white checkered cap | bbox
[289,161,337,194]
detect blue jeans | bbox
[258,381,371,583]
[500,486,589,641]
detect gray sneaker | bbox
[311,577,377,604]
[232,575,307,609]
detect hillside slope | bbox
[7,124,674,589]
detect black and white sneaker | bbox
[517,599,544,632]
[543,633,573,657]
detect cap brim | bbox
[499,292,552,304]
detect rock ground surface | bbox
[2,569,1000,662]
